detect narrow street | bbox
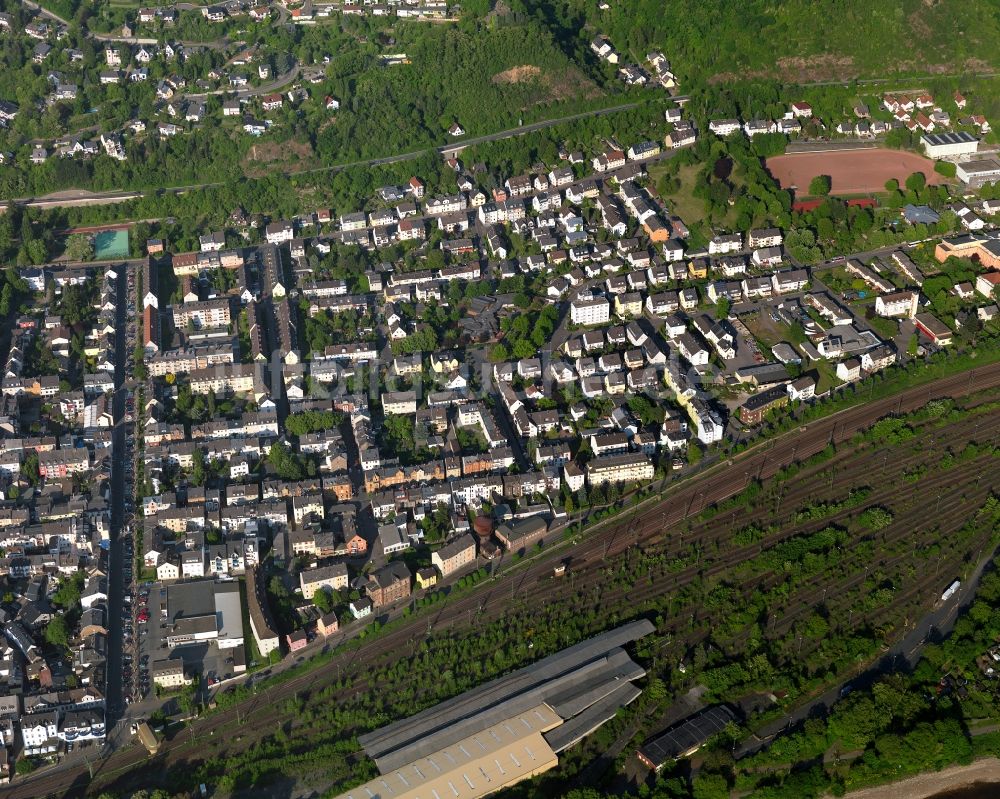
[104,262,132,723]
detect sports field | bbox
[93,228,130,260]
[766,148,947,195]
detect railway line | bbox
[584,436,997,666]
[12,362,1000,799]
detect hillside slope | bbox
[539,0,1000,83]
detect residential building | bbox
[431,534,476,578]
[299,563,349,599]
[570,297,611,326]
[875,290,919,318]
[586,453,654,486]
[366,561,411,607]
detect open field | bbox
[7,366,998,799]
[767,148,947,194]
[655,162,709,224]
[651,160,745,246]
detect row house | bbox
[188,363,258,395]
[38,448,90,478]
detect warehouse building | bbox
[914,312,954,346]
[956,158,1000,187]
[339,705,561,799]
[164,579,244,650]
[340,621,655,799]
[637,705,738,771]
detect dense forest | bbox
[312,15,606,161]
[552,0,1000,82]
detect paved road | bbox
[9,361,1000,799]
[183,64,303,100]
[20,0,68,25]
[437,102,642,156]
[7,101,646,208]
[104,263,132,723]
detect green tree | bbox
[0,283,12,317]
[884,178,899,192]
[905,171,927,193]
[191,448,207,486]
[267,442,307,480]
[809,174,832,195]
[15,758,36,775]
[21,451,40,486]
[52,571,84,608]
[564,492,575,514]
[715,297,731,320]
[64,233,94,261]
[313,589,335,614]
[45,615,70,648]
[859,505,894,531]
[934,160,957,178]
[0,212,13,257]
[177,683,198,716]
[692,773,731,799]
[285,410,342,437]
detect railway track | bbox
[591,409,1000,629]
[14,362,1000,799]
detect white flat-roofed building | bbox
[921,131,978,158]
[570,297,611,326]
[955,158,1000,186]
[748,228,783,248]
[709,233,742,255]
[709,119,741,136]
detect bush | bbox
[15,758,36,775]
[934,160,957,178]
[858,506,894,531]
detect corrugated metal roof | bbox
[545,681,642,753]
[339,705,560,799]
[372,654,620,773]
[637,705,737,768]
[359,620,653,764]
